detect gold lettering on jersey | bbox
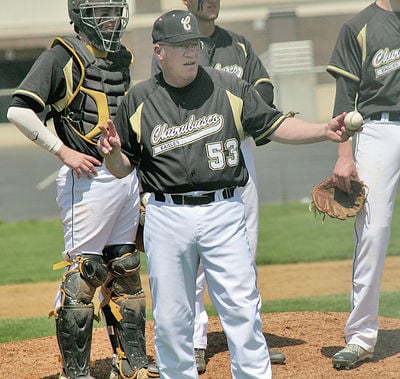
[214,63,244,79]
[373,48,400,78]
[151,114,224,156]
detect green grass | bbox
[0,308,152,343]
[2,199,400,284]
[0,220,64,284]
[258,200,400,264]
[1,198,400,342]
[0,317,57,343]
[198,290,400,325]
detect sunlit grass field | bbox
[1,198,400,342]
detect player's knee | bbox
[103,244,143,296]
[103,244,141,277]
[61,254,108,304]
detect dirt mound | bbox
[2,258,400,378]
[1,312,400,379]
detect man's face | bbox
[157,39,201,86]
[93,6,122,32]
[183,0,220,21]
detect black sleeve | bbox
[242,84,283,145]
[332,75,359,117]
[114,98,141,166]
[10,94,43,114]
[254,81,275,108]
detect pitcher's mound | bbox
[1,312,399,379]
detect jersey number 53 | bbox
[206,138,239,170]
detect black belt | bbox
[369,112,400,121]
[154,187,235,205]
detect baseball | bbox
[344,111,363,130]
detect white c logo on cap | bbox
[181,15,192,31]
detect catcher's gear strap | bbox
[58,255,108,305]
[103,244,138,266]
[56,302,94,378]
[103,244,143,297]
[101,301,120,355]
[47,36,132,148]
[105,250,141,278]
[51,36,93,108]
[310,176,366,222]
[113,294,148,374]
[54,254,108,281]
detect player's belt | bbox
[154,187,235,205]
[369,112,400,122]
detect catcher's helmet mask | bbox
[68,0,129,52]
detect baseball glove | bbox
[309,176,366,221]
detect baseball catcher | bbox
[310,176,366,221]
[7,0,151,378]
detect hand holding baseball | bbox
[344,111,364,132]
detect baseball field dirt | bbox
[1,258,400,378]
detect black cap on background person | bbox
[152,9,206,44]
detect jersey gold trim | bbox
[12,89,46,109]
[226,90,244,141]
[237,42,247,58]
[52,37,86,110]
[326,65,360,82]
[357,24,367,66]
[53,58,75,113]
[254,113,290,143]
[130,103,144,144]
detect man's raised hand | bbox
[97,119,121,157]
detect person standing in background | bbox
[327,0,400,371]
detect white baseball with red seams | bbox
[344,111,363,130]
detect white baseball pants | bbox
[144,192,271,379]
[193,136,259,349]
[345,116,400,352]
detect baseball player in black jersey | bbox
[7,1,151,378]
[327,0,400,370]
[98,9,356,379]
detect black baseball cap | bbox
[152,10,205,44]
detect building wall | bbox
[0,1,370,121]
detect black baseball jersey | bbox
[200,25,273,105]
[11,36,133,160]
[114,66,286,194]
[327,3,400,117]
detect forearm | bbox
[337,139,353,159]
[269,117,328,144]
[103,151,134,178]
[7,107,63,153]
